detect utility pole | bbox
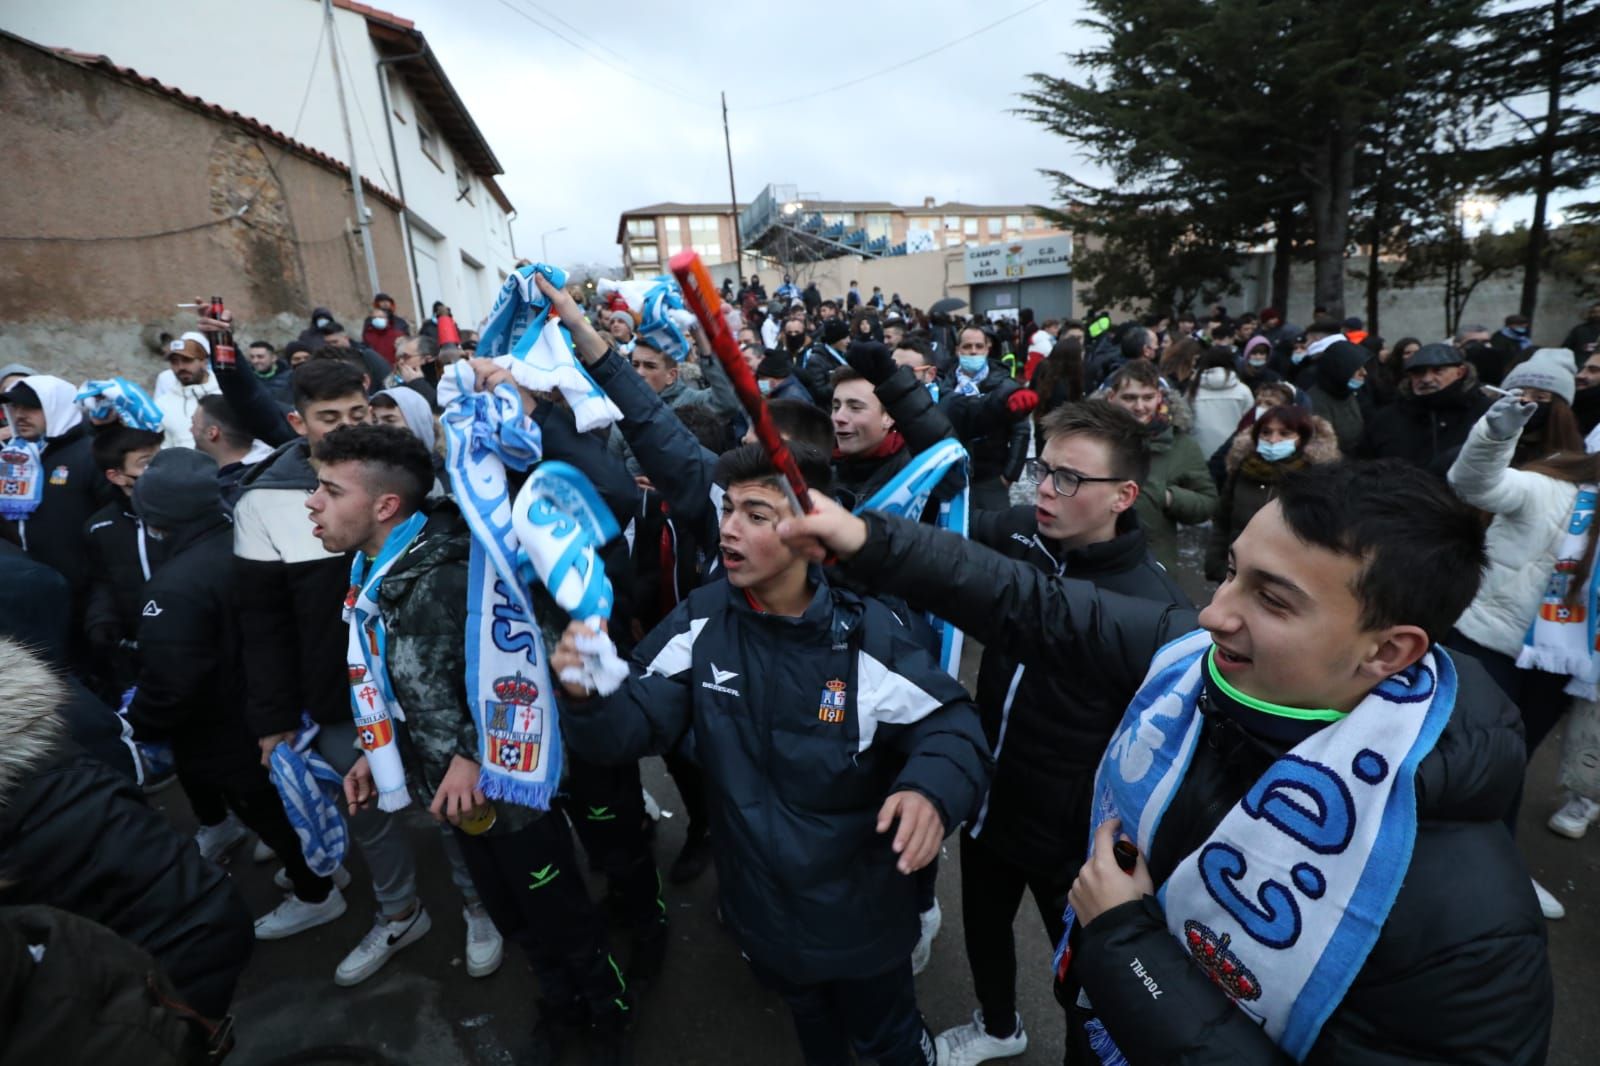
[722,91,742,277]
[324,0,381,297]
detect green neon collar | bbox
[1205,648,1347,722]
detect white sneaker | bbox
[254,886,348,940]
[463,904,504,978]
[334,906,432,987]
[273,865,353,893]
[1532,878,1566,920]
[1548,795,1600,839]
[194,814,250,864]
[253,838,276,863]
[911,897,942,976]
[934,1010,1028,1066]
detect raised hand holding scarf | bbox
[75,377,166,432]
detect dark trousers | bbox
[197,760,331,903]
[453,816,628,1023]
[663,749,709,836]
[179,765,229,827]
[1447,629,1570,831]
[563,755,664,935]
[748,957,934,1066]
[960,830,1073,1046]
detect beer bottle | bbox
[209,295,237,370]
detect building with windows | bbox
[3,0,516,327]
[616,190,1062,278]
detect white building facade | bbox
[2,0,516,326]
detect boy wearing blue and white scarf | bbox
[314,424,633,1050]
[779,460,1552,1065]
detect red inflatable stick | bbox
[669,250,817,515]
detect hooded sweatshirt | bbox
[1307,341,1368,453]
[1,375,104,592]
[374,387,437,452]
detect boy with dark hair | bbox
[84,424,166,692]
[553,443,992,1066]
[191,394,269,507]
[324,424,632,1062]
[779,459,1552,1065]
[234,359,499,981]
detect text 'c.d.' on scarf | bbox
[1056,628,1454,1063]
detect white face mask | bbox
[315,317,331,329]
[371,316,389,330]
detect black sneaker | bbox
[668,828,712,885]
[586,1019,633,1066]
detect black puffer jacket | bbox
[839,515,1551,1065]
[562,573,992,984]
[0,422,107,595]
[1357,369,1492,475]
[1074,650,1551,1065]
[128,516,258,779]
[965,506,1191,875]
[942,359,1031,484]
[0,641,253,1020]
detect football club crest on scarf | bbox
[486,674,545,774]
[818,678,847,723]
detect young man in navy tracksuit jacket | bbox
[554,443,992,1066]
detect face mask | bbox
[784,333,807,352]
[924,380,941,404]
[1247,354,1269,368]
[1347,377,1365,391]
[1526,402,1551,431]
[758,380,773,396]
[1256,438,1297,462]
[1291,350,1307,365]
[959,354,988,376]
[371,316,388,330]
[315,317,331,329]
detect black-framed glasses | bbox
[1023,458,1124,497]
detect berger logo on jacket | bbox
[141,600,162,617]
[710,664,739,686]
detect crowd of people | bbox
[2,274,1595,1065]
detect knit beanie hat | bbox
[756,351,793,379]
[1501,348,1577,405]
[820,320,850,347]
[133,447,221,530]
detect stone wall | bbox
[0,35,411,390]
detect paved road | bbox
[180,529,1592,1065]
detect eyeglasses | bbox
[1023,458,1124,497]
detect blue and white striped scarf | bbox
[476,262,621,432]
[1058,629,1455,1063]
[267,720,348,878]
[75,377,165,432]
[858,437,969,676]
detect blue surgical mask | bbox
[1256,438,1297,462]
[371,316,388,330]
[1291,351,1307,365]
[959,354,988,376]
[924,380,941,404]
[758,379,773,396]
[1347,377,1365,391]
[1247,355,1269,368]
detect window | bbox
[865,213,892,240]
[627,218,656,238]
[418,114,441,168]
[987,216,1002,236]
[633,243,660,264]
[963,218,979,236]
[823,212,856,227]
[1025,216,1043,230]
[1005,214,1022,231]
[945,234,963,247]
[661,216,682,251]
[943,215,960,230]
[454,162,473,203]
[386,69,406,122]
[688,216,722,263]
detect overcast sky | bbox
[399,0,1098,265]
[404,0,1593,267]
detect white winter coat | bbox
[1189,368,1256,458]
[1448,419,1579,657]
[155,377,222,450]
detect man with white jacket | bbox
[156,332,222,449]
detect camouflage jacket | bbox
[378,502,565,834]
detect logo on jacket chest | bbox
[818,678,848,723]
[49,465,69,486]
[700,661,741,697]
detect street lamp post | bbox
[540,226,568,264]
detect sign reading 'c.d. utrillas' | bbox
[963,235,1072,284]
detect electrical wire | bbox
[739,0,1056,111]
[488,0,715,109]
[330,16,398,194]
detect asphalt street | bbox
[166,529,1595,1066]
